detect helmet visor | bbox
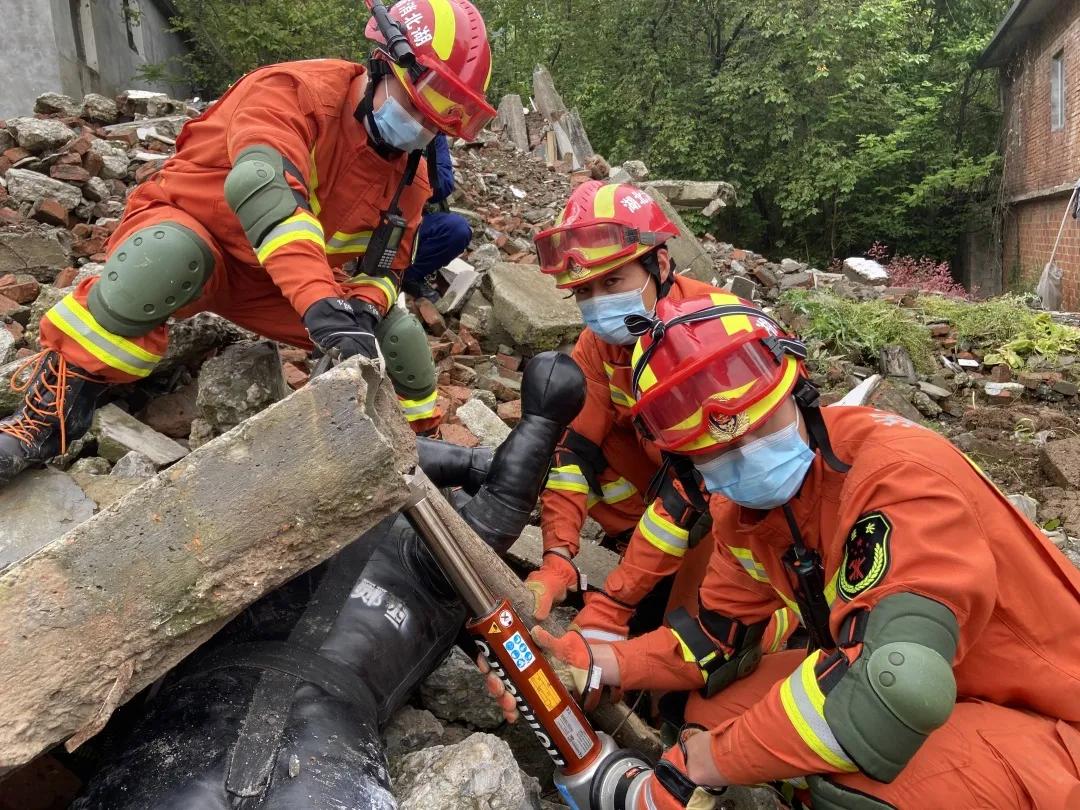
[536,221,654,275]
[393,57,496,141]
[632,335,786,450]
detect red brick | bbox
[54,266,79,288]
[438,422,479,448]
[283,361,309,390]
[135,160,165,185]
[0,156,11,175]
[415,297,446,335]
[68,132,93,155]
[106,130,138,147]
[50,163,90,183]
[457,325,482,355]
[72,237,106,257]
[31,198,71,226]
[989,364,1013,383]
[0,276,40,304]
[0,293,23,316]
[495,352,521,372]
[428,339,453,362]
[0,207,24,225]
[496,399,522,426]
[82,150,104,177]
[3,147,31,163]
[4,320,25,341]
[71,223,94,239]
[439,384,473,406]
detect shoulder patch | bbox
[838,511,892,601]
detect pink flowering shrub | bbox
[866,242,972,299]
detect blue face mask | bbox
[578,279,650,345]
[693,410,815,510]
[372,96,435,153]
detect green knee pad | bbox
[807,776,896,810]
[88,223,215,336]
[376,306,436,401]
[224,145,307,247]
[824,593,959,783]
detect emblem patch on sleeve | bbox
[838,512,892,601]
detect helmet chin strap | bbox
[793,378,850,473]
[355,59,404,159]
[641,248,675,299]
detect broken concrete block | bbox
[1041,436,1080,488]
[156,312,248,376]
[419,649,505,730]
[507,525,620,593]
[80,93,120,124]
[0,358,415,769]
[91,403,189,468]
[469,243,502,273]
[195,340,289,435]
[879,345,917,382]
[384,706,446,766]
[70,472,144,511]
[139,383,197,439]
[1006,493,1039,524]
[26,284,66,348]
[488,262,583,353]
[110,451,157,479]
[843,257,889,286]
[0,468,95,571]
[0,329,15,365]
[34,93,81,118]
[496,94,529,153]
[392,732,528,810]
[532,64,569,126]
[456,397,511,447]
[623,160,650,182]
[436,261,481,317]
[6,118,76,154]
[69,456,111,476]
[89,139,130,180]
[643,187,714,282]
[917,381,952,400]
[643,180,735,210]
[3,168,83,211]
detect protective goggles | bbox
[535,221,668,276]
[389,57,496,141]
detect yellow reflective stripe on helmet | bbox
[308,147,321,215]
[668,628,710,684]
[779,656,859,772]
[327,230,374,255]
[593,183,618,218]
[429,0,457,61]
[546,464,590,494]
[727,546,769,583]
[399,390,438,421]
[639,501,689,557]
[347,273,397,310]
[765,607,792,653]
[255,210,325,264]
[45,295,162,378]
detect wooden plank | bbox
[0,358,417,770]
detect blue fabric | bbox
[429,134,455,203]
[578,281,651,345]
[693,410,814,510]
[404,211,473,284]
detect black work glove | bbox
[302,297,381,362]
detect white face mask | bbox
[372,95,436,153]
[577,277,651,345]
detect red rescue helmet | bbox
[535,181,679,289]
[629,293,807,454]
[365,0,496,141]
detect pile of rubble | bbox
[1,72,1079,809]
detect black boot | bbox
[0,352,107,485]
[402,274,441,304]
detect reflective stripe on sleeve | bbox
[779,655,859,772]
[579,628,627,643]
[668,627,711,684]
[399,390,438,422]
[255,210,325,264]
[586,476,637,507]
[327,229,374,256]
[765,607,792,653]
[728,546,770,583]
[44,294,162,378]
[639,501,690,557]
[347,273,397,310]
[546,464,590,494]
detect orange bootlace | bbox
[0,352,94,455]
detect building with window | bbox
[980,0,1080,307]
[1,0,190,119]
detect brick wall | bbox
[999,0,1080,307]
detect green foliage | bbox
[780,289,936,371]
[161,0,1006,269]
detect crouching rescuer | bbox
[0,0,497,485]
[485,294,1080,808]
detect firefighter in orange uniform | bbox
[497,293,1080,809]
[524,182,794,654]
[0,0,496,484]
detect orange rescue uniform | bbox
[614,406,1080,806]
[39,60,438,423]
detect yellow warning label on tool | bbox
[489,622,501,634]
[529,669,561,712]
